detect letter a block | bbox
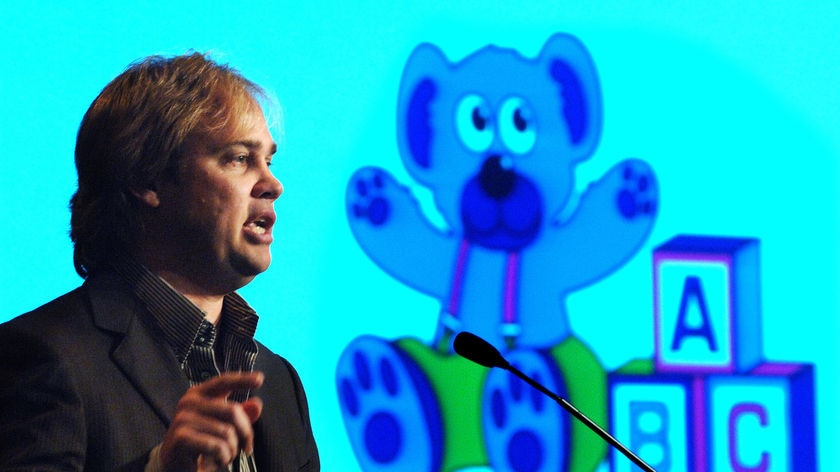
[608,373,704,472]
[653,235,761,373]
[707,363,816,472]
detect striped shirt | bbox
[112,257,259,470]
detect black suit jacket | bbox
[0,273,319,471]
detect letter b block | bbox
[608,374,702,472]
[653,235,761,373]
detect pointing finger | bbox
[194,371,264,399]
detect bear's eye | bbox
[455,94,493,153]
[472,107,488,131]
[499,96,536,155]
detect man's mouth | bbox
[248,218,269,235]
[244,212,275,240]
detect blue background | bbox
[1,2,837,470]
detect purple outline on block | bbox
[692,376,708,472]
[751,362,801,376]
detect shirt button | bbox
[200,371,212,380]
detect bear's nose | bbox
[478,155,516,199]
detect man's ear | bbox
[130,186,161,208]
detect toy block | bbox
[707,363,816,472]
[608,372,705,472]
[653,235,762,373]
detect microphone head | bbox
[453,331,510,369]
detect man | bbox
[0,53,320,471]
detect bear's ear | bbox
[396,43,449,182]
[540,33,603,162]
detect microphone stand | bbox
[453,331,655,471]
[503,363,656,472]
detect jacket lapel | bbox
[87,273,189,426]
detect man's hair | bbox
[70,52,268,277]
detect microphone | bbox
[453,331,655,472]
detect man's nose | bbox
[254,169,283,200]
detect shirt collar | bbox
[110,255,259,367]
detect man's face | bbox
[152,107,282,294]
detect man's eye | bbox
[228,155,248,166]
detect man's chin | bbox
[230,254,271,280]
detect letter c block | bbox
[708,364,816,472]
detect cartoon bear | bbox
[347,33,656,351]
[338,33,657,472]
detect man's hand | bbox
[159,371,265,472]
